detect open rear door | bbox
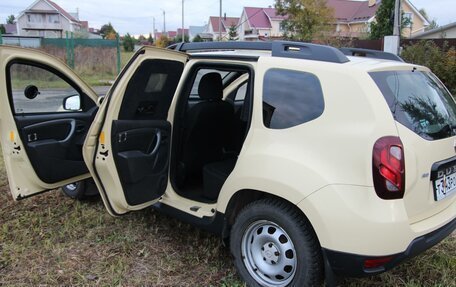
[83,47,188,216]
[0,46,98,200]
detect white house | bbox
[412,22,456,39]
[238,7,286,41]
[204,16,240,41]
[16,0,83,38]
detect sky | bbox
[0,0,455,36]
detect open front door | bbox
[83,47,188,216]
[0,46,98,200]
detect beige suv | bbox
[0,42,455,286]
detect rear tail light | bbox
[372,136,405,199]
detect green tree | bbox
[0,24,5,35]
[123,33,135,52]
[401,41,455,95]
[419,8,438,31]
[100,22,116,39]
[369,0,394,39]
[228,24,238,40]
[426,19,439,31]
[6,15,15,24]
[192,34,203,42]
[174,34,189,43]
[369,0,414,39]
[147,33,154,44]
[275,0,335,41]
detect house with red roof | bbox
[327,0,428,38]
[238,7,286,41]
[239,0,428,41]
[16,0,88,38]
[205,16,240,41]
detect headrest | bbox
[198,72,223,100]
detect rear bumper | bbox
[323,217,456,277]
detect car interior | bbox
[7,57,251,205]
[172,65,252,203]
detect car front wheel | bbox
[230,199,323,287]
[61,180,86,199]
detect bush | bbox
[155,35,170,48]
[123,33,135,52]
[401,41,456,95]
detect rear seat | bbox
[202,158,237,201]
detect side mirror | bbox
[97,96,105,106]
[63,95,81,111]
[24,85,40,99]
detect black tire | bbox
[230,198,323,287]
[61,180,86,200]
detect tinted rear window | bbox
[370,70,456,140]
[263,69,324,129]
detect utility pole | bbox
[162,10,166,36]
[153,17,155,40]
[219,0,222,41]
[384,0,401,55]
[393,0,401,36]
[182,0,185,43]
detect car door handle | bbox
[59,119,76,145]
[147,130,161,156]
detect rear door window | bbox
[263,69,324,129]
[370,71,456,140]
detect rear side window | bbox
[370,71,456,140]
[263,69,324,129]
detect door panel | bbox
[16,108,97,184]
[112,120,171,205]
[0,46,98,199]
[84,47,188,215]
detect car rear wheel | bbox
[230,199,323,287]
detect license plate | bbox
[434,172,456,201]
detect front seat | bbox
[179,72,234,184]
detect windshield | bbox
[370,70,456,141]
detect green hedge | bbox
[42,38,117,48]
[401,41,456,95]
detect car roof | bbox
[189,49,426,73]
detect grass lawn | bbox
[77,51,135,87]
[0,148,454,286]
[121,51,135,68]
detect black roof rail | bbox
[339,47,404,62]
[172,41,273,52]
[169,41,350,64]
[273,42,349,64]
